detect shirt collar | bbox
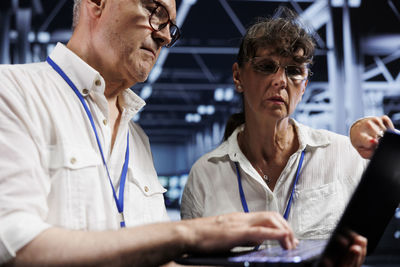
[48,43,146,115]
[206,118,331,161]
[292,118,331,149]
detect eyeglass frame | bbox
[148,0,181,48]
[248,56,313,83]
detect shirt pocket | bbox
[47,145,101,173]
[291,182,345,239]
[46,145,103,229]
[125,167,168,225]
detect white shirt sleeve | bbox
[180,162,207,219]
[0,77,51,263]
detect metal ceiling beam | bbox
[343,1,364,126]
[15,7,31,63]
[133,83,234,90]
[362,82,400,91]
[139,119,201,126]
[170,46,238,54]
[229,0,315,2]
[143,104,230,112]
[0,9,11,64]
[299,0,330,31]
[361,34,400,55]
[191,53,216,82]
[362,48,400,80]
[144,129,194,136]
[169,46,328,55]
[143,0,196,98]
[218,0,245,35]
[327,5,345,134]
[39,0,67,32]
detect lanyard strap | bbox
[236,163,249,213]
[282,149,305,220]
[235,149,306,220]
[47,56,129,228]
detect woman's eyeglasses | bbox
[149,1,181,48]
[249,57,311,82]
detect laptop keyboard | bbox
[229,239,327,263]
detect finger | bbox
[353,234,368,259]
[249,212,297,249]
[357,119,386,147]
[347,232,367,266]
[381,115,395,130]
[250,212,288,231]
[357,146,376,159]
[350,118,382,151]
[348,244,362,267]
[264,213,298,248]
[366,119,385,138]
[246,226,290,247]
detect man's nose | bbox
[152,25,172,47]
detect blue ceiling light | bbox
[140,85,153,100]
[224,87,234,101]
[214,87,224,101]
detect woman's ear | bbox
[232,62,243,92]
[301,79,308,95]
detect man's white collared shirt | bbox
[0,43,168,262]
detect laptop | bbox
[176,130,400,266]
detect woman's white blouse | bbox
[181,120,368,240]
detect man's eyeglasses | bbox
[249,57,311,83]
[149,1,181,48]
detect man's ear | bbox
[86,0,106,18]
[232,62,243,92]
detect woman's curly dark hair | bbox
[237,8,315,67]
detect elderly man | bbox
[0,0,297,266]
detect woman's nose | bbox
[271,67,288,88]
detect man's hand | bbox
[350,115,395,159]
[9,211,298,267]
[180,211,298,253]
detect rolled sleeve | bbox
[0,212,51,262]
[0,79,51,264]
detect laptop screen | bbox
[318,131,400,265]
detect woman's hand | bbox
[350,115,394,159]
[341,232,368,267]
[318,230,367,267]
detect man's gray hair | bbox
[72,0,81,29]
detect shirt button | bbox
[82,88,89,95]
[95,79,101,86]
[144,186,149,192]
[70,157,77,164]
[103,119,108,125]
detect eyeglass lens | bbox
[251,58,308,80]
[150,4,180,47]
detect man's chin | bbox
[127,68,151,85]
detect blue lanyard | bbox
[47,56,129,228]
[235,149,306,220]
